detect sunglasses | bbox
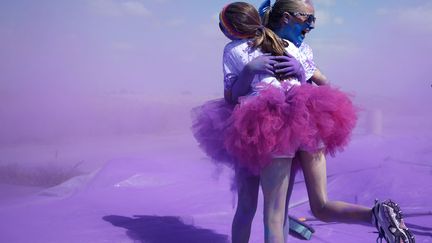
[288,12,316,25]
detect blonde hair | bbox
[220,2,287,56]
[262,0,309,31]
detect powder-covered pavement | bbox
[1,124,431,243]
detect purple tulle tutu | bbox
[191,98,236,167]
[224,83,357,175]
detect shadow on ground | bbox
[103,215,229,243]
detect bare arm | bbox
[309,68,329,86]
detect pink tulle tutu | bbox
[191,98,236,167]
[224,86,303,174]
[224,83,357,175]
[289,84,357,156]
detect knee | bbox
[310,203,331,222]
[263,213,285,227]
[236,200,258,221]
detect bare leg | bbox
[232,167,260,243]
[283,158,299,241]
[299,150,372,224]
[261,158,292,243]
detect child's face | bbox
[219,21,240,40]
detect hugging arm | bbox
[309,68,329,86]
[226,54,306,104]
[273,53,306,83]
[227,65,255,103]
[226,54,277,103]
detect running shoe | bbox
[372,199,415,243]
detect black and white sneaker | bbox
[372,199,415,243]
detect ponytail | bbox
[250,26,287,56]
[220,2,288,56]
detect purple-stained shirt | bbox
[298,42,316,81]
[222,39,317,93]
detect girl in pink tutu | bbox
[192,1,414,242]
[258,1,413,243]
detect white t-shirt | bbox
[223,39,316,95]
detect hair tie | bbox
[256,25,266,36]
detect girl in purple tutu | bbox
[192,3,307,241]
[192,1,414,242]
